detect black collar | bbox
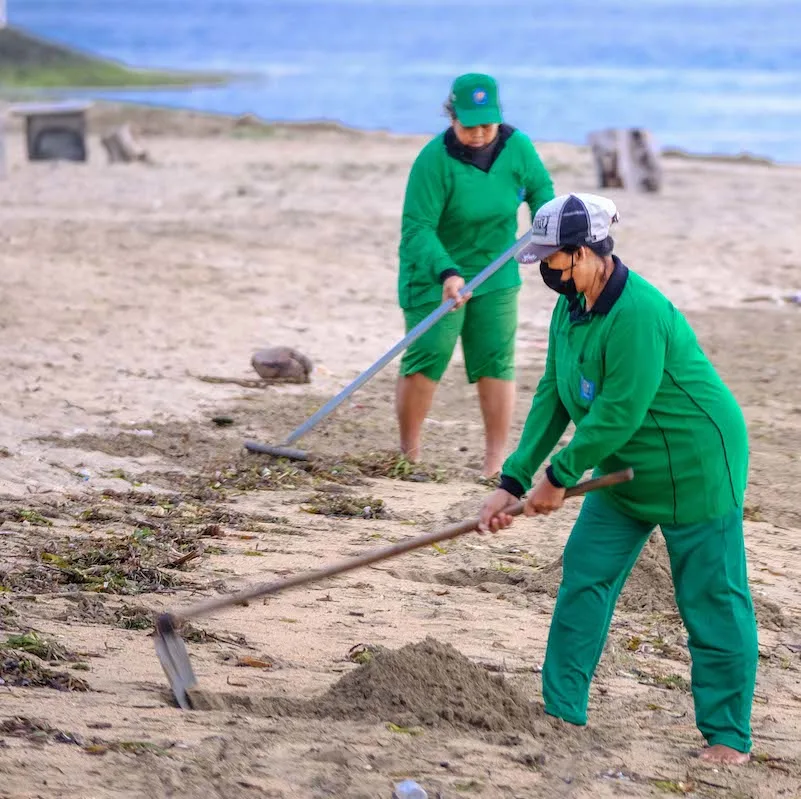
[444,123,514,172]
[593,255,629,313]
[569,256,629,323]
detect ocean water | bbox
[10,0,801,162]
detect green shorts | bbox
[399,287,519,384]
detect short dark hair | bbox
[562,236,614,257]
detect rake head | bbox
[154,612,197,710]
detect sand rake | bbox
[155,468,633,709]
[244,230,537,461]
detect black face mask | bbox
[540,253,577,297]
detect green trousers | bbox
[400,287,519,383]
[542,493,758,753]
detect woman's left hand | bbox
[442,275,471,309]
[524,475,566,516]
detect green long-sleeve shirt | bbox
[398,125,555,309]
[501,259,749,525]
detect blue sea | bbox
[10,0,801,162]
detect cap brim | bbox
[454,107,502,127]
[515,242,561,264]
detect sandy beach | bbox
[1,103,800,798]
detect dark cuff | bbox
[545,465,564,488]
[438,267,461,284]
[499,474,526,498]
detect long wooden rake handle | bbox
[160,468,632,628]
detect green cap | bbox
[450,73,502,127]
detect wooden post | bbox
[588,128,663,193]
[629,128,663,192]
[100,123,150,164]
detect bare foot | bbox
[700,745,750,765]
[399,447,419,464]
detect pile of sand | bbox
[190,637,547,735]
[309,637,540,732]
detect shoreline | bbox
[1,26,792,166]
[58,97,797,168]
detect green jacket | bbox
[501,259,749,525]
[398,125,555,309]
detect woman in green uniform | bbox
[396,73,555,478]
[478,193,757,765]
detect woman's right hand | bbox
[477,488,519,534]
[443,275,471,309]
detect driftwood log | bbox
[101,123,150,164]
[588,128,662,193]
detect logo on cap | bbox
[531,215,549,237]
[472,88,488,105]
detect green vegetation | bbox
[0,27,227,89]
[3,630,76,662]
[303,493,387,518]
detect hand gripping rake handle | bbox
[157,468,632,630]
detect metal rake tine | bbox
[155,613,197,710]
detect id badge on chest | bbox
[579,375,596,403]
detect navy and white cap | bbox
[516,193,620,264]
